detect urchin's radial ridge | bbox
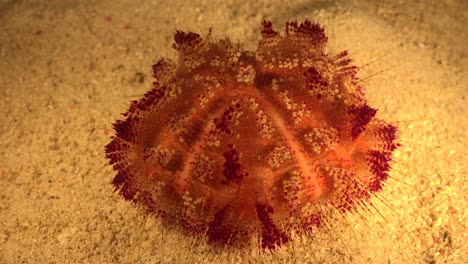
[105,19,400,251]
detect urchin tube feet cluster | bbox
[105,19,400,251]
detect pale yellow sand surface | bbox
[0,0,466,263]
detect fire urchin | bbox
[105,19,400,251]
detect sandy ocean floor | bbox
[0,0,466,263]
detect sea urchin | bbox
[105,19,400,251]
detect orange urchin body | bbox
[105,19,399,251]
